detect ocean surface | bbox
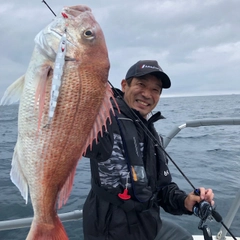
[0,94,240,239]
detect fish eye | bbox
[84,29,94,38]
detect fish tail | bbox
[26,216,68,240]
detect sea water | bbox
[0,94,239,239]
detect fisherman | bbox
[83,60,214,240]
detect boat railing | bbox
[163,118,240,148]
[162,118,240,240]
[0,118,240,240]
[0,210,83,231]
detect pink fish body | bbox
[0,5,115,239]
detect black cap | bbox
[125,60,171,88]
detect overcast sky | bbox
[0,0,239,99]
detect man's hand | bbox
[184,187,214,212]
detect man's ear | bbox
[121,79,127,92]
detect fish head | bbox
[35,5,110,82]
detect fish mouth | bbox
[51,28,77,61]
[51,28,76,46]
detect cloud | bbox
[0,0,240,100]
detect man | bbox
[83,60,214,240]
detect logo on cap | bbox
[141,64,162,71]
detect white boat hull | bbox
[193,236,240,240]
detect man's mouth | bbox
[137,100,149,106]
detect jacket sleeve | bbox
[83,117,115,162]
[157,182,193,215]
[154,131,192,215]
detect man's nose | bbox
[142,88,151,98]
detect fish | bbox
[0,5,116,240]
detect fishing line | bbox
[41,1,81,51]
[108,81,237,240]
[39,1,236,238]
[42,0,56,16]
[41,0,198,201]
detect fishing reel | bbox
[193,200,214,240]
[193,200,237,240]
[193,200,214,223]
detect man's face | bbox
[121,74,162,118]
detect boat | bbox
[162,118,240,240]
[0,118,239,239]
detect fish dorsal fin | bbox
[57,84,117,209]
[0,75,25,105]
[83,83,117,153]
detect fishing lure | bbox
[48,29,67,124]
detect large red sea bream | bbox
[0,5,115,240]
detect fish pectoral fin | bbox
[34,65,52,130]
[10,145,29,204]
[0,75,25,105]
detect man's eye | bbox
[153,89,161,94]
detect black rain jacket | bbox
[83,90,192,240]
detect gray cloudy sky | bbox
[0,0,240,99]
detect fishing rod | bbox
[108,81,237,240]
[40,1,237,238]
[42,0,56,16]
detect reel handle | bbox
[202,225,213,240]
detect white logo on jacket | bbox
[164,170,169,176]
